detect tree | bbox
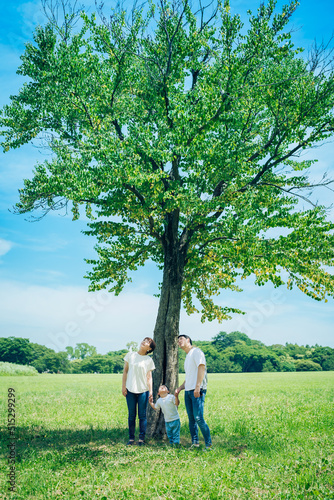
[279,359,296,372]
[284,342,308,359]
[322,355,334,371]
[0,337,33,365]
[1,0,334,435]
[66,343,97,359]
[228,344,281,372]
[212,331,253,350]
[78,354,115,373]
[308,346,334,370]
[106,349,128,372]
[126,341,138,352]
[30,342,56,362]
[30,342,70,372]
[0,337,70,372]
[32,351,70,373]
[65,346,75,359]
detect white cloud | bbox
[1,278,333,355]
[0,239,13,257]
[0,280,159,353]
[0,43,24,75]
[17,1,47,37]
[179,282,334,348]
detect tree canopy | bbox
[1,0,333,315]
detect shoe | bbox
[126,440,135,446]
[138,441,145,446]
[205,444,213,451]
[190,443,200,448]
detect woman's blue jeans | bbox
[184,390,212,447]
[126,390,149,441]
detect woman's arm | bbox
[146,370,153,397]
[122,361,129,397]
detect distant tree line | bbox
[0,338,126,374]
[1,334,334,374]
[188,332,334,373]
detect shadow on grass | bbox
[1,423,279,465]
[1,425,129,464]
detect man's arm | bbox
[194,364,206,398]
[175,380,185,396]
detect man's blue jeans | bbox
[126,390,149,441]
[184,390,212,447]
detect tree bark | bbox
[146,233,186,437]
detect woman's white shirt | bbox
[124,351,155,393]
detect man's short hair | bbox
[178,334,192,345]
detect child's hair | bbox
[158,384,169,395]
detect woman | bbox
[122,337,156,445]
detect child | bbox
[149,385,180,445]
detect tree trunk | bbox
[146,239,185,438]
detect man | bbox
[175,334,212,450]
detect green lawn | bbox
[1,372,333,499]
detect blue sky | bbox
[0,0,333,354]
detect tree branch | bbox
[123,183,162,241]
[258,178,334,207]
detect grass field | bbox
[1,372,333,499]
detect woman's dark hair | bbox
[144,337,156,353]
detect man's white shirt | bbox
[184,347,208,391]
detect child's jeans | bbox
[165,418,181,444]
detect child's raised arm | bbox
[174,393,180,407]
[149,395,159,411]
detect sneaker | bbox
[205,444,213,451]
[190,443,200,448]
[126,440,135,446]
[138,441,145,446]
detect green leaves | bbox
[1,0,334,318]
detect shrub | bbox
[0,362,38,376]
[294,359,322,372]
[280,361,296,372]
[322,355,334,371]
[262,360,276,372]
